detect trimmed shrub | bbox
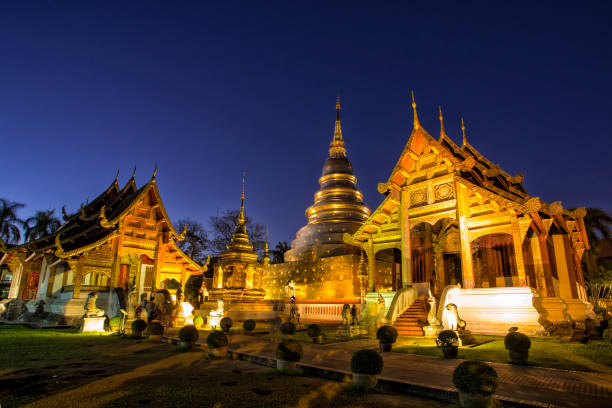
[376,325,398,344]
[453,361,498,396]
[206,331,229,349]
[220,316,233,332]
[149,321,164,336]
[280,321,296,335]
[193,315,204,328]
[243,319,256,332]
[109,316,121,331]
[436,330,459,347]
[276,339,303,362]
[179,325,199,343]
[307,324,323,338]
[350,349,384,375]
[132,319,147,333]
[504,331,531,353]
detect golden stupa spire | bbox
[461,118,467,146]
[411,91,420,130]
[239,172,246,225]
[439,106,447,139]
[329,94,347,157]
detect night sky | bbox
[2,1,611,247]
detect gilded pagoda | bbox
[345,93,593,335]
[263,98,371,300]
[0,170,203,323]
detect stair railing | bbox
[385,287,418,324]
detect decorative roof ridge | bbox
[167,239,205,271]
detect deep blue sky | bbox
[1,1,611,246]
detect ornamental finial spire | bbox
[412,91,420,129]
[329,95,346,157]
[439,106,446,139]
[152,163,157,180]
[131,165,137,179]
[114,169,120,184]
[461,118,467,146]
[239,172,246,224]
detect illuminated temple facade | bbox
[345,95,593,335]
[0,172,203,322]
[263,98,371,300]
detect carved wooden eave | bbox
[55,229,120,259]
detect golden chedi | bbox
[284,97,370,262]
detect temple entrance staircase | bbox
[393,295,428,336]
[5,299,27,320]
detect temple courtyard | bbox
[1,324,610,408]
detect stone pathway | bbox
[164,330,612,408]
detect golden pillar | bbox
[551,234,573,299]
[455,182,474,288]
[510,215,527,286]
[529,236,549,295]
[399,189,412,287]
[367,239,375,292]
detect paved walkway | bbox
[165,330,612,408]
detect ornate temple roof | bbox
[284,97,370,261]
[218,181,259,264]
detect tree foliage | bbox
[25,209,61,242]
[208,209,265,256]
[174,218,210,264]
[0,198,25,244]
[272,241,290,263]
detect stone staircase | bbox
[5,299,27,321]
[393,297,428,336]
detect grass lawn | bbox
[0,324,452,408]
[248,323,365,344]
[393,335,612,373]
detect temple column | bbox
[46,264,58,297]
[8,262,24,299]
[72,256,85,299]
[510,215,527,286]
[152,234,165,291]
[36,257,49,299]
[367,239,375,292]
[455,182,474,288]
[529,236,549,295]
[551,234,573,299]
[399,189,412,287]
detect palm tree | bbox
[24,209,61,242]
[272,241,290,264]
[0,198,25,244]
[582,208,612,245]
[578,208,612,304]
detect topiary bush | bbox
[504,331,531,353]
[376,325,398,344]
[132,319,147,333]
[179,325,199,343]
[280,321,296,335]
[220,316,233,332]
[109,316,121,331]
[276,339,303,362]
[307,324,322,338]
[193,315,204,328]
[453,361,498,396]
[436,329,459,347]
[149,321,164,336]
[206,331,229,349]
[350,349,384,375]
[243,319,256,332]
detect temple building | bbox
[262,98,371,302]
[0,171,203,323]
[345,94,593,335]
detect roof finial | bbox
[131,165,136,179]
[152,163,157,180]
[439,106,447,139]
[461,118,467,146]
[239,172,246,224]
[114,169,120,184]
[411,91,420,129]
[329,95,346,157]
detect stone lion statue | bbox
[445,303,466,331]
[84,292,105,317]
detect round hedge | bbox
[276,339,303,362]
[149,321,164,336]
[193,315,204,328]
[437,330,459,347]
[179,325,199,342]
[376,325,398,344]
[280,321,296,335]
[243,319,256,332]
[307,324,322,338]
[452,361,498,395]
[350,349,384,375]
[206,331,229,348]
[504,331,531,353]
[109,316,121,330]
[220,316,233,332]
[132,319,147,332]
